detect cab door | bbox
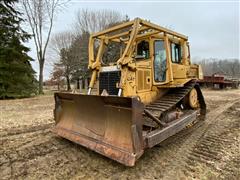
[135,40,152,92]
[152,38,171,85]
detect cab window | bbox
[154,40,166,82]
[136,40,149,59]
[171,43,181,63]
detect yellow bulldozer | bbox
[53,18,206,166]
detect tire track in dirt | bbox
[0,131,76,179]
[0,122,106,179]
[161,99,240,179]
[183,102,240,179]
[0,122,54,138]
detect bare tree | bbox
[74,9,126,34]
[50,31,77,91]
[197,58,240,78]
[21,0,66,94]
[51,31,75,56]
[49,65,64,90]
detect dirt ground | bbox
[0,89,239,179]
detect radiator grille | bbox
[99,71,121,95]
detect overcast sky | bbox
[26,0,239,79]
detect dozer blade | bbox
[52,93,144,166]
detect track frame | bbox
[145,110,197,148]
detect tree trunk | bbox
[39,61,44,94]
[82,79,85,89]
[85,78,88,89]
[66,75,71,91]
[77,78,80,89]
[79,79,82,93]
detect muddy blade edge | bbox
[52,92,145,166]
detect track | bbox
[144,80,206,128]
[0,90,239,179]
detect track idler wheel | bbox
[188,88,199,109]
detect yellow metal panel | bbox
[136,69,151,92]
[172,63,187,79]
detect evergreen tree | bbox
[0,0,37,98]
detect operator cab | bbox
[134,39,186,85]
[135,39,167,84]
